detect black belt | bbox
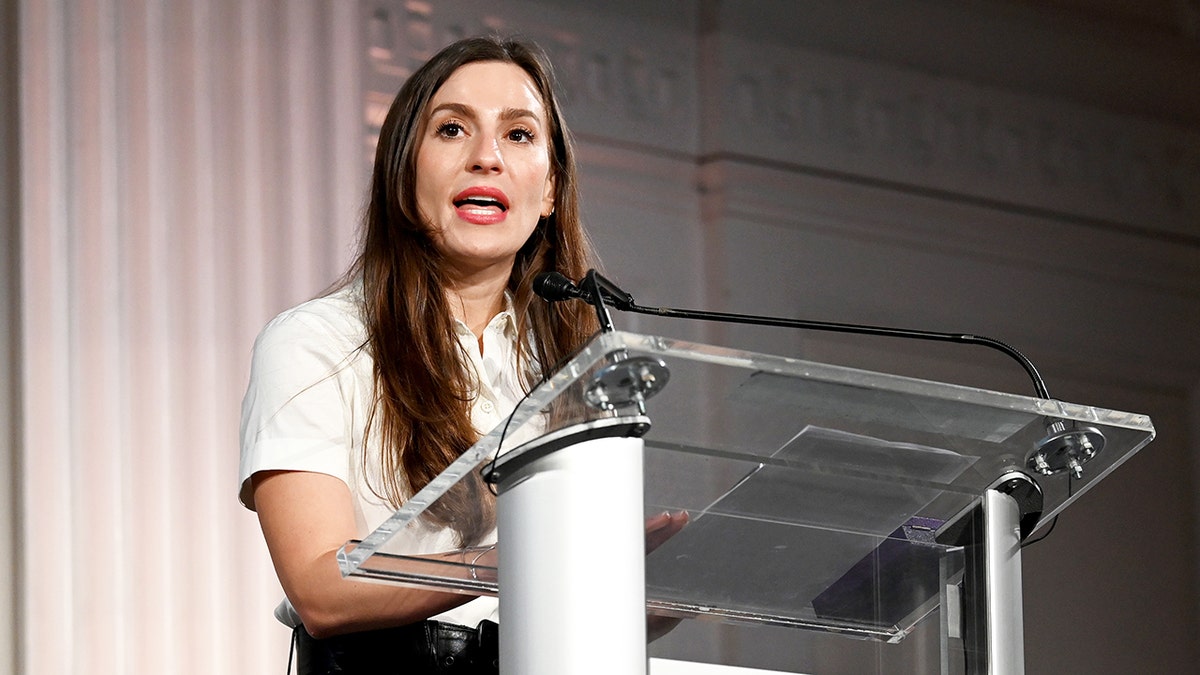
[294,619,499,675]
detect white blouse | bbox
[239,282,528,629]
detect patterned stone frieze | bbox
[359,0,1198,233]
[713,34,1198,234]
[360,0,698,156]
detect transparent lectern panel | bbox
[642,437,965,640]
[338,331,1154,647]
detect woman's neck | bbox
[444,264,510,338]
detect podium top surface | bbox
[338,330,1154,639]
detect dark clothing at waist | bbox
[295,619,499,675]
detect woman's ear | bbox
[540,172,556,218]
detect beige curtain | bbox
[16,1,361,672]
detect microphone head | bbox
[533,271,583,302]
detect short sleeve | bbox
[238,305,364,511]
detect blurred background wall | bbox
[3,0,1198,673]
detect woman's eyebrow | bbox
[428,102,542,124]
[428,101,475,119]
[498,107,540,123]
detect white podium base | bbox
[650,658,805,675]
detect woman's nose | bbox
[469,136,504,174]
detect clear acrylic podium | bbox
[337,331,1154,674]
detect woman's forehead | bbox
[428,61,546,118]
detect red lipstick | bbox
[452,186,510,224]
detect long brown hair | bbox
[341,36,598,545]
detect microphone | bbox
[532,271,583,302]
[533,269,1105,485]
[534,269,633,333]
[534,270,632,309]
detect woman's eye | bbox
[436,122,464,138]
[507,128,534,143]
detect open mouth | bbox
[453,187,510,212]
[453,195,508,211]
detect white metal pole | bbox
[982,487,1025,674]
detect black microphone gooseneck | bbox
[536,270,1049,398]
[534,269,1107,540]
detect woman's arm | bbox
[251,469,476,639]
